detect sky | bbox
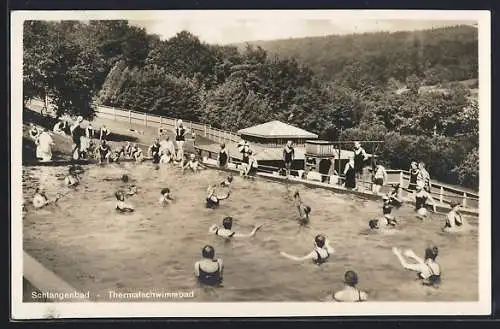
[129,18,476,45]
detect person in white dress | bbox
[35,129,54,162]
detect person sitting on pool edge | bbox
[443,202,467,233]
[206,184,231,209]
[392,245,441,287]
[220,175,234,187]
[32,187,60,209]
[182,153,206,173]
[332,270,368,302]
[115,190,134,212]
[159,188,174,205]
[209,216,263,239]
[131,144,145,162]
[293,191,311,225]
[194,245,224,287]
[241,151,258,179]
[280,234,335,265]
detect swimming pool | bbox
[22,162,478,302]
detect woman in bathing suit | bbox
[387,184,402,208]
[194,245,224,287]
[217,143,229,168]
[32,187,61,209]
[392,245,441,287]
[415,184,437,219]
[115,191,134,212]
[333,270,368,302]
[64,166,80,187]
[182,154,206,173]
[280,234,335,265]
[205,184,231,209]
[209,216,263,239]
[220,175,234,188]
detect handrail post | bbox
[128,110,131,126]
[113,107,116,121]
[204,125,207,137]
[462,192,467,208]
[439,186,444,204]
[399,171,404,186]
[144,114,147,127]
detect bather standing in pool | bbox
[332,270,368,302]
[182,154,206,173]
[194,245,224,287]
[64,166,80,187]
[280,234,335,264]
[442,202,468,233]
[158,188,174,206]
[32,187,60,209]
[415,184,437,219]
[205,184,231,209]
[209,216,263,239]
[115,191,134,212]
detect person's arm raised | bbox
[392,247,422,272]
[280,251,315,262]
[233,224,263,238]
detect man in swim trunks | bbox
[206,184,230,209]
[283,140,295,176]
[194,245,224,287]
[208,216,263,239]
[280,235,335,265]
[333,271,368,302]
[392,245,441,286]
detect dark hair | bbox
[161,188,170,195]
[227,175,233,183]
[121,174,129,183]
[115,191,123,200]
[222,216,233,229]
[344,270,358,286]
[304,205,311,215]
[424,246,439,260]
[221,143,225,148]
[202,245,215,259]
[293,191,300,199]
[369,219,379,229]
[315,234,326,248]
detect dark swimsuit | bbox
[415,193,428,210]
[345,164,356,188]
[445,212,463,228]
[219,150,228,167]
[354,148,365,174]
[419,263,441,286]
[408,168,419,190]
[313,249,329,265]
[197,261,223,286]
[176,127,186,142]
[206,197,219,209]
[283,147,294,167]
[150,143,161,163]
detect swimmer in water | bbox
[220,175,234,188]
[182,153,206,173]
[280,234,335,265]
[415,184,437,219]
[32,187,60,209]
[115,191,134,212]
[159,188,174,205]
[392,245,441,287]
[333,270,368,302]
[194,245,224,287]
[125,184,138,196]
[205,184,230,209]
[368,215,398,230]
[209,216,263,239]
[443,202,467,233]
[64,166,80,187]
[293,191,311,225]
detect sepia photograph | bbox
[10,10,491,318]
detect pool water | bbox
[22,162,478,302]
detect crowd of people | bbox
[26,115,472,303]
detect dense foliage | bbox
[22,21,479,189]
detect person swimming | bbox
[194,245,224,287]
[387,184,403,208]
[125,184,138,196]
[280,234,335,265]
[159,188,174,205]
[392,245,441,287]
[368,215,398,230]
[443,202,466,232]
[115,191,134,212]
[220,175,234,187]
[293,191,311,225]
[332,270,368,302]
[205,184,231,209]
[209,216,263,239]
[32,187,60,209]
